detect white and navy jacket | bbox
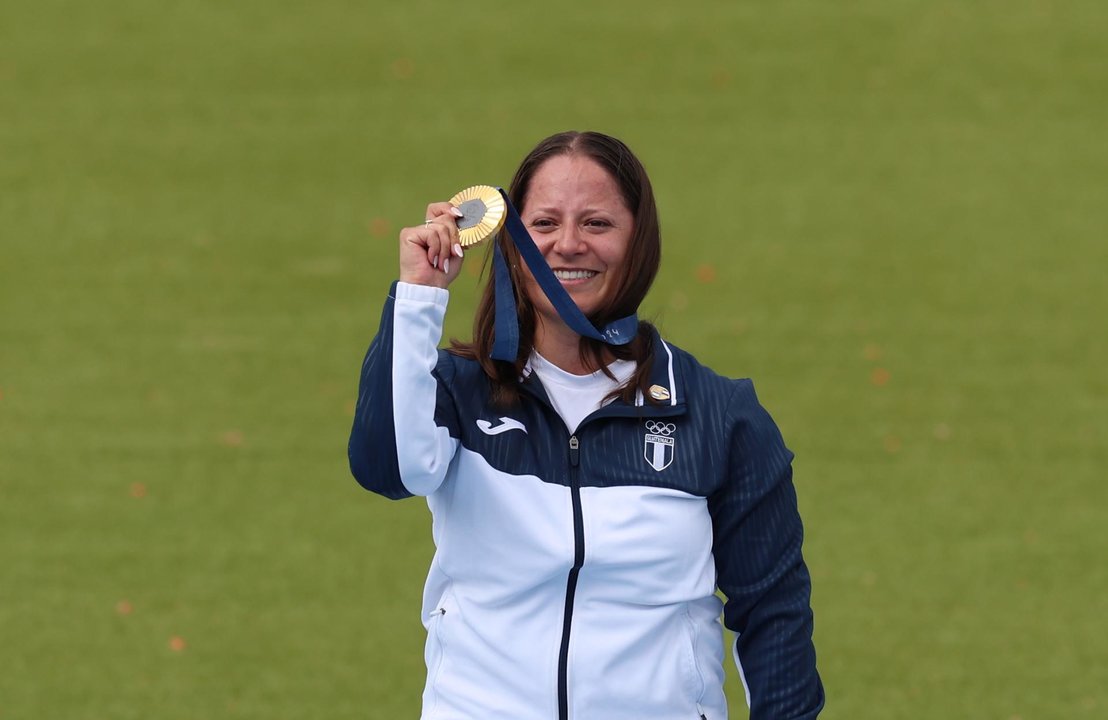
[349,282,824,720]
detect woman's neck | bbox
[533,318,610,376]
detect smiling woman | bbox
[453,132,662,408]
[518,155,635,361]
[348,131,824,720]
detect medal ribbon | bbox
[490,187,638,362]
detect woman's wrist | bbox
[398,270,449,289]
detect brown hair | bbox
[450,131,662,407]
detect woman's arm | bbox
[709,380,825,719]
[347,202,468,498]
[348,282,460,498]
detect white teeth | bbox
[553,269,597,280]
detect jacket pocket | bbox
[683,605,709,718]
[423,593,454,716]
[426,605,449,685]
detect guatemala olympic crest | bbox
[643,421,676,472]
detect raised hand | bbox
[397,202,466,289]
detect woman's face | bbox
[519,154,634,329]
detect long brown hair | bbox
[450,131,662,407]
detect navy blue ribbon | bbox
[490,187,638,362]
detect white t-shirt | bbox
[528,352,637,434]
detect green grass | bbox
[2,1,1106,717]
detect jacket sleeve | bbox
[348,281,460,499]
[708,379,825,719]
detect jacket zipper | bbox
[557,434,583,720]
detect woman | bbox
[349,131,824,719]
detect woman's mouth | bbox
[553,269,598,281]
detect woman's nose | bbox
[551,226,586,255]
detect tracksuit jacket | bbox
[349,282,824,719]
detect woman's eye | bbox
[585,219,611,229]
[531,219,555,228]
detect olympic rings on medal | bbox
[645,421,676,436]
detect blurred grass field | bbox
[2,0,1106,717]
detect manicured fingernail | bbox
[450,207,464,218]
[432,256,438,269]
[453,243,463,258]
[443,258,450,274]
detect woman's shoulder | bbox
[659,337,759,406]
[434,347,482,380]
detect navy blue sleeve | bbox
[347,283,411,500]
[708,380,824,719]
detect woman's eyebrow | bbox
[528,205,612,215]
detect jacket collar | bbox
[518,328,687,420]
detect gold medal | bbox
[450,185,506,247]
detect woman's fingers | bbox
[423,203,465,272]
[425,201,463,222]
[424,220,457,272]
